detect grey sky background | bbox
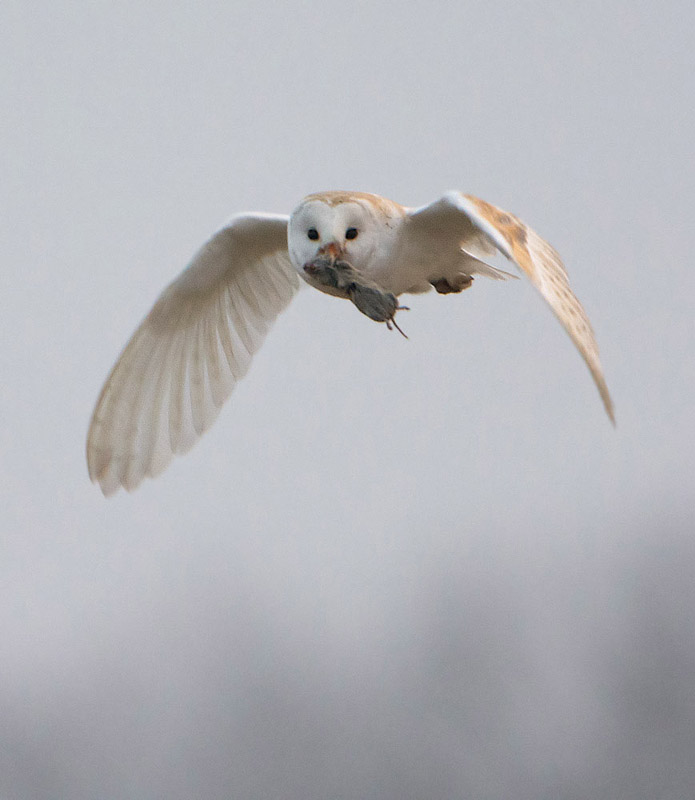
[2,1,694,798]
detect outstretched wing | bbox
[87,213,299,495]
[408,191,614,423]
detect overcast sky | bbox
[2,1,694,798]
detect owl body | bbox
[87,189,614,495]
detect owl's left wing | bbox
[406,191,614,423]
[87,213,299,495]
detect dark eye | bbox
[307,228,319,240]
[345,227,358,240]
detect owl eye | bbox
[307,228,319,240]
[345,227,358,240]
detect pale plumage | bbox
[87,190,614,495]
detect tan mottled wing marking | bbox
[87,214,299,495]
[465,195,614,423]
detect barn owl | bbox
[87,190,614,495]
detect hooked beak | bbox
[303,240,345,278]
[317,241,343,261]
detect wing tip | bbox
[601,388,616,427]
[587,363,615,426]
[87,442,143,497]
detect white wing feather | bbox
[87,213,299,495]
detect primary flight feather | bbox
[87,190,614,495]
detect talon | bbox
[431,276,473,294]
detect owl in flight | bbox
[87,190,614,495]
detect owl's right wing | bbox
[405,192,614,423]
[87,213,299,496]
